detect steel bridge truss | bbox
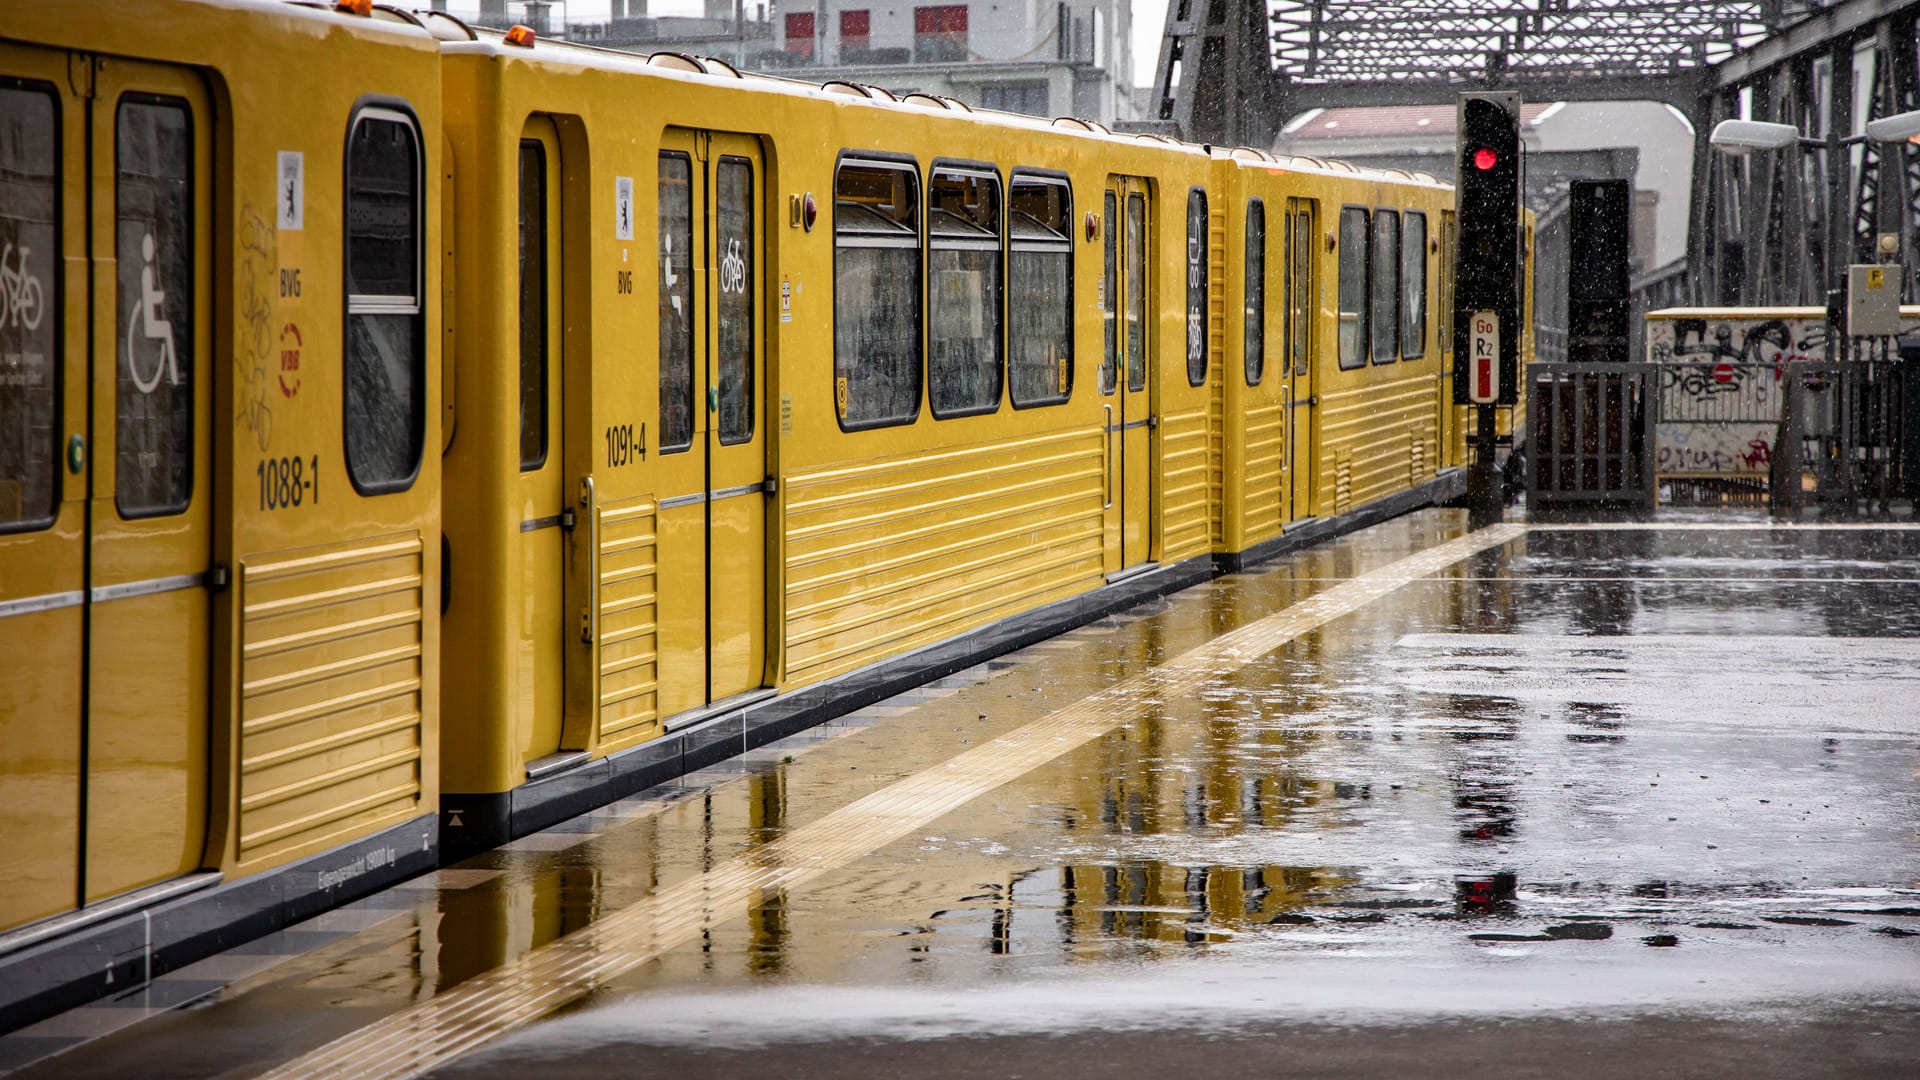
[1154,0,1920,309]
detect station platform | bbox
[3,508,1918,1079]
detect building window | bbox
[784,12,815,60]
[979,82,1049,117]
[840,9,869,57]
[914,5,968,62]
[834,157,921,429]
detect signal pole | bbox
[1452,92,1523,529]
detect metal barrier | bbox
[1527,362,1655,512]
[1528,355,1912,515]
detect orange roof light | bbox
[335,0,373,15]
[504,24,537,47]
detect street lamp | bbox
[1709,108,1920,152]
[1707,106,1920,517]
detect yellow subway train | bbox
[0,0,1530,1027]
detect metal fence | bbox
[1527,356,1914,513]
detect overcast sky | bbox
[476,0,1170,87]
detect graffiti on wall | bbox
[1644,316,1828,476]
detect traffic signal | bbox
[1453,92,1522,406]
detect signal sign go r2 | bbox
[1469,310,1499,404]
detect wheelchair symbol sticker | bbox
[126,231,182,394]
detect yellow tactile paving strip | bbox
[262,523,1528,1079]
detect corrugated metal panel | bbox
[1319,369,1438,509]
[596,494,660,753]
[239,534,424,866]
[1159,407,1211,561]
[784,428,1102,686]
[1243,399,1286,538]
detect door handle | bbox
[578,475,598,646]
[1280,385,1291,475]
[1102,404,1114,509]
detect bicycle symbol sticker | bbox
[0,241,45,333]
[126,231,182,394]
[719,237,747,295]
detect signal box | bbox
[1452,92,1523,406]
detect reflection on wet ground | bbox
[9,511,1920,1078]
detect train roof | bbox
[425,12,1448,188]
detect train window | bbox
[928,164,1001,418]
[658,151,694,453]
[1185,188,1207,387]
[715,156,754,444]
[1402,210,1427,359]
[1370,210,1399,365]
[1125,193,1145,392]
[1290,205,1312,377]
[1244,199,1264,386]
[518,140,547,470]
[344,106,425,494]
[1336,206,1368,370]
[0,83,59,533]
[1101,191,1117,395]
[116,96,195,518]
[834,157,921,429]
[1008,172,1071,408]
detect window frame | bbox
[1243,197,1264,387]
[1370,207,1400,366]
[341,99,426,496]
[517,137,548,471]
[1185,186,1208,388]
[1007,168,1074,410]
[656,149,696,454]
[832,151,924,432]
[114,91,197,520]
[1402,209,1428,360]
[1336,204,1369,371]
[925,158,1004,420]
[0,77,62,535]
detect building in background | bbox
[447,0,1136,125]
[762,0,1135,124]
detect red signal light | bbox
[1473,147,1498,171]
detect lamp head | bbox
[1864,108,1920,145]
[1709,119,1804,154]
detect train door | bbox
[1437,210,1458,462]
[1100,177,1153,577]
[516,119,571,769]
[1284,197,1316,520]
[0,51,215,932]
[655,130,768,728]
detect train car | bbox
[1215,149,1462,566]
[0,0,443,1028]
[428,22,1237,850]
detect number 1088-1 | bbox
[257,454,318,510]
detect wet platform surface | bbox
[6,510,1919,1078]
